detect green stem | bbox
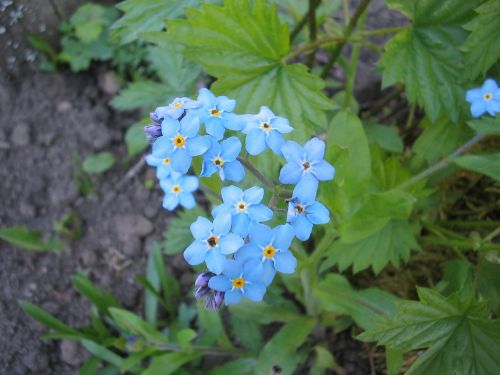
[484,226,500,242]
[405,102,416,130]
[237,156,274,189]
[420,237,500,252]
[397,134,485,190]
[283,35,341,63]
[154,342,249,357]
[290,0,322,42]
[440,220,500,229]
[320,0,372,79]
[306,0,319,68]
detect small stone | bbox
[11,123,30,147]
[49,180,79,206]
[92,127,112,150]
[98,71,119,96]
[115,214,153,240]
[60,340,83,366]
[56,101,72,113]
[80,251,97,266]
[143,202,159,219]
[30,176,45,193]
[19,201,36,218]
[122,236,141,257]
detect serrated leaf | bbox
[228,299,302,324]
[461,0,500,79]
[359,288,500,375]
[381,0,480,122]
[256,317,315,375]
[207,358,256,375]
[111,0,199,44]
[167,0,331,141]
[229,314,262,351]
[364,123,403,153]
[162,208,206,255]
[0,226,62,252]
[196,302,233,349]
[111,80,173,111]
[82,152,116,174]
[453,152,500,182]
[467,116,500,135]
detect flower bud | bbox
[205,291,225,310]
[144,124,162,143]
[195,271,213,288]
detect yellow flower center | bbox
[173,102,183,109]
[484,93,493,101]
[263,245,275,259]
[236,201,248,212]
[171,185,182,194]
[232,277,246,289]
[163,157,170,165]
[173,134,185,148]
[213,156,224,167]
[210,108,221,117]
[260,122,272,132]
[295,204,305,214]
[207,235,219,248]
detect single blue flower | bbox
[194,88,243,140]
[153,97,200,120]
[286,177,330,241]
[208,259,266,305]
[212,185,273,236]
[242,106,293,156]
[152,114,211,174]
[466,79,500,117]
[160,174,199,211]
[201,137,245,182]
[145,154,175,180]
[184,215,244,274]
[235,223,296,286]
[279,138,335,187]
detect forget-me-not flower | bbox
[235,223,296,286]
[152,114,211,174]
[160,174,199,210]
[242,106,293,156]
[287,177,330,241]
[153,97,200,120]
[201,137,245,182]
[212,185,273,236]
[184,215,244,274]
[466,79,500,117]
[208,259,266,305]
[195,88,243,140]
[279,138,335,186]
[145,154,175,180]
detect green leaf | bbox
[478,260,500,313]
[364,123,403,153]
[359,288,500,375]
[176,328,196,351]
[255,317,315,375]
[108,308,168,344]
[167,0,331,141]
[111,80,172,111]
[81,339,125,369]
[315,274,398,330]
[381,0,480,121]
[145,245,161,326]
[467,116,500,135]
[82,152,116,174]
[27,33,58,61]
[229,314,262,352]
[228,299,302,324]
[72,272,120,314]
[111,0,199,44]
[453,153,500,182]
[386,347,404,375]
[125,120,149,158]
[143,352,200,375]
[162,208,206,255]
[323,219,420,274]
[196,302,233,349]
[436,259,474,297]
[207,358,256,375]
[311,346,336,375]
[461,0,500,79]
[0,226,62,252]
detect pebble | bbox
[122,236,142,257]
[49,180,79,207]
[19,201,36,218]
[143,202,159,219]
[115,214,153,240]
[10,123,30,147]
[98,71,119,96]
[80,251,97,267]
[56,101,72,113]
[60,340,82,366]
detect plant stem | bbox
[306,0,318,68]
[155,342,249,357]
[420,237,500,252]
[290,0,322,42]
[405,101,416,130]
[397,134,485,190]
[484,226,500,242]
[320,0,372,79]
[283,35,342,63]
[237,156,274,189]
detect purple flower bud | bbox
[195,272,213,288]
[150,112,161,124]
[144,124,162,144]
[194,286,210,299]
[205,291,225,310]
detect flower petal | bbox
[466,88,483,103]
[162,194,179,211]
[482,79,498,93]
[279,162,303,184]
[170,149,192,174]
[245,128,266,155]
[224,289,242,305]
[223,160,245,182]
[161,116,180,137]
[219,233,244,255]
[197,88,216,106]
[186,135,211,156]
[281,141,304,162]
[216,96,236,112]
[471,101,486,118]
[205,249,226,274]
[234,243,261,262]
[201,158,217,177]
[212,203,232,218]
[208,275,232,292]
[180,113,200,138]
[184,241,208,265]
[248,204,273,222]
[312,160,335,181]
[221,185,243,205]
[190,217,213,240]
[248,223,273,246]
[205,117,225,140]
[293,174,318,204]
[179,193,196,209]
[291,215,313,241]
[221,136,242,161]
[213,210,232,235]
[304,137,326,161]
[273,224,295,251]
[274,251,297,274]
[232,213,250,236]
[266,130,285,156]
[243,186,264,204]
[181,176,199,192]
[244,283,266,302]
[222,112,244,131]
[260,261,276,286]
[258,106,274,119]
[270,116,293,133]
[152,136,173,157]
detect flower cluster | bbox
[144,88,335,309]
[466,79,500,118]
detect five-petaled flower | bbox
[145,154,174,180]
[208,259,266,305]
[160,173,199,210]
[242,106,293,156]
[235,223,296,286]
[201,137,245,182]
[279,138,335,187]
[212,185,273,236]
[466,79,500,118]
[152,114,211,174]
[153,97,200,120]
[184,216,244,274]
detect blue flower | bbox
[152,114,211,174]
[194,88,243,140]
[184,215,244,274]
[201,137,245,182]
[286,177,330,241]
[160,174,199,211]
[466,79,500,117]
[212,186,273,236]
[242,106,293,156]
[145,154,174,180]
[153,97,200,120]
[279,138,335,187]
[208,259,266,305]
[235,223,296,286]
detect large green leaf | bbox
[453,153,500,183]
[0,226,62,252]
[461,0,500,79]
[359,288,500,375]
[381,0,480,122]
[467,116,500,136]
[111,80,173,111]
[167,0,330,141]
